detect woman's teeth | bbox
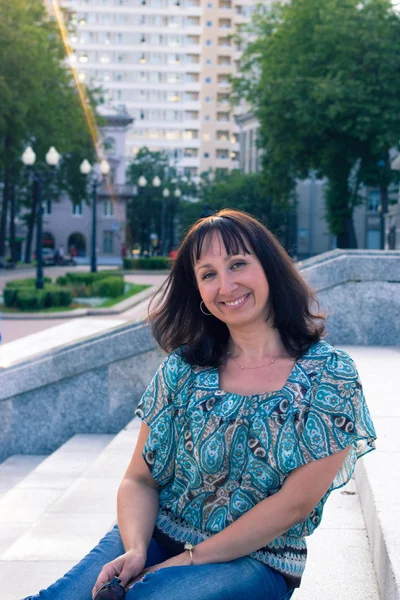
[224,294,248,306]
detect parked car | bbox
[41,248,56,265]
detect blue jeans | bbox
[25,525,295,600]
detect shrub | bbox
[16,289,47,310]
[3,288,17,307]
[65,271,121,285]
[93,276,125,298]
[56,275,68,286]
[5,276,52,288]
[123,257,170,270]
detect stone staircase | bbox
[0,415,381,600]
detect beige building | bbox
[59,0,260,178]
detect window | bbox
[103,231,114,253]
[205,77,212,83]
[203,133,211,141]
[72,201,83,216]
[104,200,114,217]
[206,58,212,65]
[205,96,212,102]
[217,130,229,141]
[206,21,213,26]
[204,152,210,158]
[205,40,212,46]
[216,149,229,159]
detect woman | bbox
[23,209,376,600]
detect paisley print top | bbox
[135,340,376,588]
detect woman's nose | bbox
[218,272,237,296]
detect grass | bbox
[98,283,150,308]
[0,283,151,313]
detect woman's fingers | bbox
[92,560,122,598]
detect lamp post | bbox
[161,187,170,255]
[21,145,61,289]
[80,158,110,273]
[168,187,181,252]
[137,175,162,255]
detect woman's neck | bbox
[227,323,288,361]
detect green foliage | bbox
[3,282,73,310]
[93,277,125,298]
[15,289,47,310]
[125,147,198,253]
[0,0,99,261]
[3,288,17,307]
[234,0,400,247]
[62,271,120,285]
[123,257,171,270]
[5,277,51,288]
[178,171,294,248]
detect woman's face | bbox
[194,233,270,329]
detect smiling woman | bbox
[21,210,376,600]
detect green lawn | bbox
[98,283,150,308]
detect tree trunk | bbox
[379,151,390,250]
[326,164,358,249]
[24,190,37,263]
[0,171,10,260]
[9,179,17,263]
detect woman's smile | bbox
[220,293,251,308]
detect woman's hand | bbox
[128,552,191,589]
[92,549,146,598]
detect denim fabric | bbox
[24,524,293,600]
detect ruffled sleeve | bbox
[135,351,192,486]
[289,348,376,537]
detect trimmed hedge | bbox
[93,276,125,298]
[3,285,73,310]
[5,277,52,288]
[16,289,47,310]
[57,271,120,286]
[123,257,170,270]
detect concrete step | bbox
[0,454,47,499]
[0,417,380,600]
[0,421,141,600]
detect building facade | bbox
[58,0,262,177]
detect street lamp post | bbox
[169,187,181,252]
[21,145,61,289]
[80,158,110,273]
[137,175,162,255]
[161,187,170,255]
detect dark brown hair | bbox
[149,209,325,367]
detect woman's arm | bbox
[117,422,160,554]
[92,422,159,596]
[192,446,351,564]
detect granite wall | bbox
[0,323,162,463]
[299,249,400,346]
[0,249,399,462]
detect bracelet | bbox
[184,542,195,565]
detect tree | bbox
[126,147,197,253]
[234,0,400,248]
[178,170,296,251]
[0,0,97,263]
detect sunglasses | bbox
[94,576,126,600]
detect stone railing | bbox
[1,249,399,462]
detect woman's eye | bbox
[202,272,215,280]
[231,261,245,270]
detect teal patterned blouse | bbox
[135,340,376,588]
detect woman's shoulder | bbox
[305,340,359,382]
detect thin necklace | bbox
[227,351,282,371]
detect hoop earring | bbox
[200,301,212,316]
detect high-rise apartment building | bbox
[58,0,256,178]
